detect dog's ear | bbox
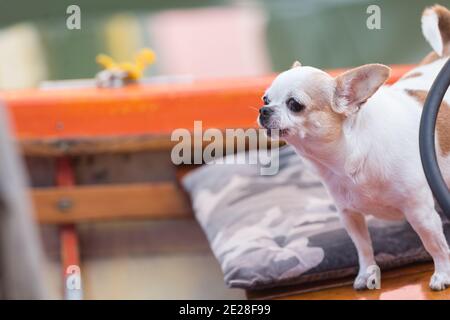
[422,5,450,56]
[332,64,391,116]
[291,61,302,68]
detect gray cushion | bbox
[182,146,450,290]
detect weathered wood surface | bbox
[33,182,193,224]
[247,263,450,300]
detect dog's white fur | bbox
[259,5,450,290]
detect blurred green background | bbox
[0,0,449,88]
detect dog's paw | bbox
[353,265,381,291]
[429,272,450,291]
[353,274,369,290]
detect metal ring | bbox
[419,58,450,216]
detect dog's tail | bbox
[422,4,450,57]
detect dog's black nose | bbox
[259,107,273,116]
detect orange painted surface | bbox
[56,157,82,299]
[60,225,80,284]
[0,65,413,139]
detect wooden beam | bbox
[247,263,447,300]
[32,182,193,224]
[18,131,282,156]
[19,134,175,156]
[0,66,412,141]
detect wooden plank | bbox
[3,77,274,139]
[0,66,412,141]
[32,182,193,224]
[278,263,450,300]
[18,130,282,156]
[19,134,175,156]
[246,262,448,300]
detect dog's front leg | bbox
[404,200,450,291]
[340,209,378,290]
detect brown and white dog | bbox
[258,5,450,290]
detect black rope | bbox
[419,58,450,216]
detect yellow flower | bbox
[95,48,156,80]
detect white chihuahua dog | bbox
[259,5,450,291]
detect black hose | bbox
[419,58,450,216]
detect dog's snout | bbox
[259,107,274,117]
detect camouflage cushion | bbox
[182,146,450,290]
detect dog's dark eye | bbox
[287,98,305,112]
[262,96,270,105]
